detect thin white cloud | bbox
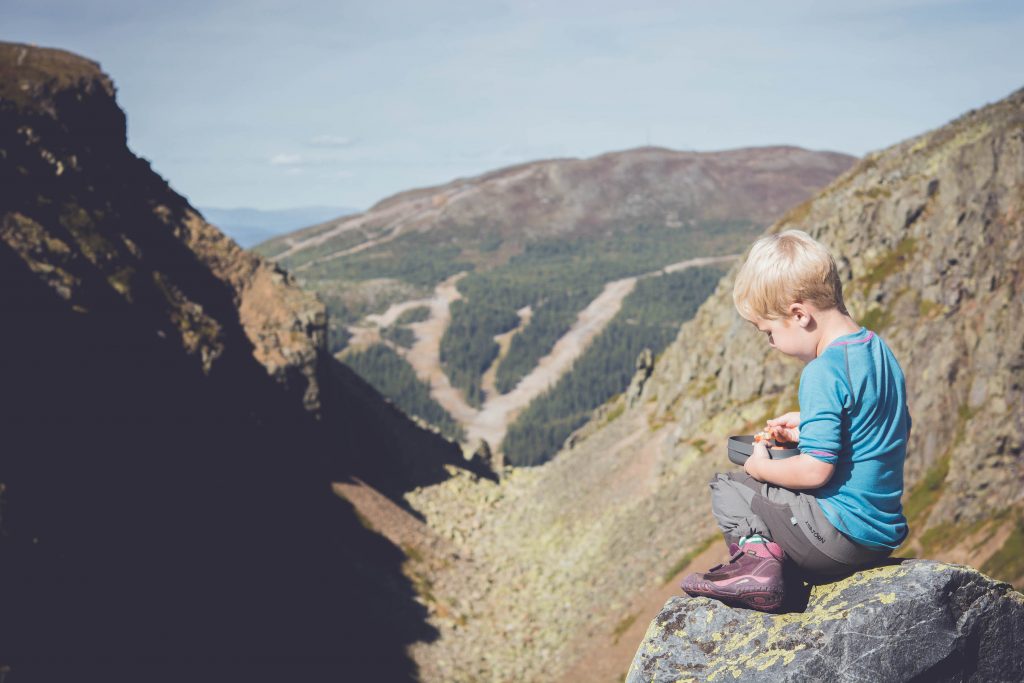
[270,153,303,166]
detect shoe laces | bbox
[706,548,746,573]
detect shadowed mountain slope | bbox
[0,41,473,680]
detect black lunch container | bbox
[727,435,800,466]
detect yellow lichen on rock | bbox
[1,212,80,300]
[807,562,912,609]
[754,642,807,671]
[923,120,993,176]
[152,270,225,374]
[697,566,926,681]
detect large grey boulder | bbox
[627,560,1024,682]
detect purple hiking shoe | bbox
[680,540,785,612]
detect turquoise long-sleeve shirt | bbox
[799,327,910,550]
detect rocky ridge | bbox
[628,561,1024,682]
[405,88,1024,681]
[0,41,326,413]
[262,145,855,266]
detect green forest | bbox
[440,221,751,404]
[262,217,754,364]
[342,344,465,442]
[395,305,431,324]
[261,218,750,461]
[501,264,726,466]
[382,324,416,349]
[440,298,521,406]
[494,288,597,394]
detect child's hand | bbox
[744,441,770,481]
[766,411,800,443]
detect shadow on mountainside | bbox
[0,233,435,680]
[0,41,500,679]
[322,358,495,517]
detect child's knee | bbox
[708,473,733,512]
[708,472,730,489]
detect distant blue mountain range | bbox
[199,205,358,248]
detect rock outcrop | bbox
[628,561,1024,683]
[0,41,326,414]
[626,347,655,407]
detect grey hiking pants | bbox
[709,472,892,576]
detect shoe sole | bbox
[681,584,784,612]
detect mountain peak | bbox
[0,41,112,112]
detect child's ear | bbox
[789,302,812,328]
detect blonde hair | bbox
[732,229,846,321]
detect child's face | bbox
[750,313,817,362]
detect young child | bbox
[680,229,910,612]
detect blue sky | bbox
[4,0,1023,211]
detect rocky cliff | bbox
[628,561,1024,682]
[404,88,1024,680]
[0,41,474,679]
[0,42,325,412]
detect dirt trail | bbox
[347,255,736,450]
[480,306,533,400]
[465,254,737,448]
[468,276,638,446]
[276,179,489,266]
[556,540,725,682]
[401,273,479,426]
[548,406,723,681]
[345,298,434,352]
[293,232,397,272]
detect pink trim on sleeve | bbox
[830,331,875,347]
